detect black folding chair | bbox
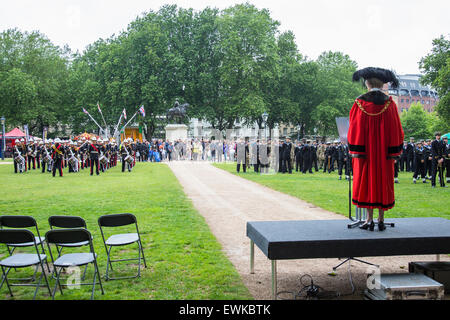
[0,229,52,299]
[48,216,90,281]
[45,228,104,300]
[0,215,51,279]
[98,213,147,281]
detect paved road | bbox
[168,161,448,300]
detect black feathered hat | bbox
[352,67,399,89]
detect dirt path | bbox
[168,161,449,300]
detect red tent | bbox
[1,128,26,139]
[0,128,33,147]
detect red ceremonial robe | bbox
[347,92,404,211]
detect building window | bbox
[406,99,409,103]
[283,128,287,135]
[400,89,409,96]
[401,99,404,103]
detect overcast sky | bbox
[1,0,449,75]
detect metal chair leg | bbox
[94,259,104,296]
[52,267,63,300]
[82,264,88,281]
[91,264,97,300]
[105,246,113,280]
[40,260,52,297]
[1,266,13,297]
[33,269,43,300]
[139,240,147,268]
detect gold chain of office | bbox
[355,99,391,116]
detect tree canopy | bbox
[419,35,450,124]
[1,4,443,140]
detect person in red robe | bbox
[347,67,404,231]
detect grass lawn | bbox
[213,163,450,220]
[0,162,252,300]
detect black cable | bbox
[276,274,341,300]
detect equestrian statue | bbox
[166,100,190,124]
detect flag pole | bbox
[83,108,104,132]
[119,112,138,135]
[98,102,108,128]
[113,112,123,138]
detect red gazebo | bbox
[0,127,34,147]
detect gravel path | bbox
[168,161,448,300]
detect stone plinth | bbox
[165,124,188,141]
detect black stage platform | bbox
[246,218,450,299]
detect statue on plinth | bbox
[166,100,190,124]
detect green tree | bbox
[419,35,450,123]
[313,51,364,137]
[215,3,280,131]
[0,29,71,135]
[400,103,433,140]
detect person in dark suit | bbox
[295,142,303,172]
[443,136,450,183]
[311,141,319,172]
[406,137,415,172]
[337,142,349,180]
[282,137,293,174]
[302,140,313,174]
[323,142,332,173]
[424,139,433,179]
[400,141,408,172]
[278,139,284,173]
[412,140,427,184]
[430,132,446,188]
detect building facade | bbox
[388,74,439,113]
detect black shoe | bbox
[378,221,386,232]
[359,221,375,231]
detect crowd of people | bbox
[397,132,450,188]
[10,132,449,187]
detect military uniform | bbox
[13,141,26,173]
[295,144,303,172]
[317,143,326,170]
[424,141,433,179]
[41,143,53,173]
[443,138,450,183]
[324,143,334,173]
[311,143,319,172]
[337,143,349,179]
[121,142,133,172]
[412,143,427,183]
[406,139,415,172]
[430,135,446,188]
[88,140,100,176]
[400,142,408,172]
[236,141,249,173]
[281,139,293,174]
[51,141,64,177]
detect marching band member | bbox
[41,140,52,173]
[88,137,100,176]
[51,138,64,177]
[13,139,26,173]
